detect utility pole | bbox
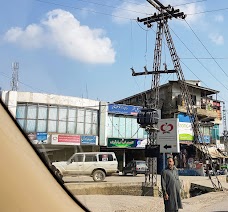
[11,62,19,91]
[222,102,228,154]
[134,0,222,193]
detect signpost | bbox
[157,118,180,153]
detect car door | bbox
[65,154,84,176]
[82,154,97,174]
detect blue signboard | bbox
[178,113,191,123]
[36,132,47,141]
[108,104,142,116]
[81,136,96,145]
[198,135,210,144]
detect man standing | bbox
[161,156,183,212]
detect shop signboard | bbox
[157,118,180,153]
[81,136,97,145]
[136,139,147,148]
[36,132,47,141]
[178,113,194,141]
[107,138,137,148]
[108,104,142,116]
[51,134,80,145]
[27,133,36,141]
[179,122,194,141]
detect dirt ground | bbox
[76,191,228,212]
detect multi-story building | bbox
[0,91,148,171]
[115,80,224,169]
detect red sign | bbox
[58,135,80,144]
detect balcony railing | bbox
[177,105,219,119]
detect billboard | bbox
[157,118,180,153]
[108,104,142,116]
[51,134,80,145]
[107,138,137,148]
[81,136,97,145]
[179,122,194,141]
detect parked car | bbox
[122,160,147,176]
[52,152,118,182]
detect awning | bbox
[194,144,228,159]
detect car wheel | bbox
[132,171,137,176]
[93,170,105,182]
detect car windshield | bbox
[1,0,228,211]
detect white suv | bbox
[52,152,118,182]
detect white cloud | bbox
[214,14,224,22]
[112,1,155,24]
[209,33,224,45]
[3,9,115,64]
[112,0,205,24]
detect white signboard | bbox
[157,118,180,153]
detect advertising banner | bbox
[81,136,97,145]
[108,104,142,116]
[179,122,194,141]
[51,134,80,145]
[107,138,137,148]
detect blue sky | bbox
[0,0,228,105]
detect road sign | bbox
[157,118,180,153]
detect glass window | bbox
[58,121,67,133]
[85,123,92,135]
[113,116,120,138]
[92,111,98,124]
[37,120,47,132]
[26,120,36,132]
[92,124,97,135]
[38,106,48,119]
[68,108,76,122]
[68,122,76,134]
[138,127,144,139]
[49,107,57,120]
[48,120,57,132]
[132,118,138,138]
[59,107,67,121]
[107,115,113,137]
[77,109,84,123]
[17,119,25,129]
[27,105,37,119]
[125,118,132,138]
[85,155,97,162]
[85,110,92,123]
[119,117,125,138]
[99,154,113,161]
[16,105,26,118]
[71,154,84,162]
[77,122,84,134]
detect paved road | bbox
[64,175,228,212]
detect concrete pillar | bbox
[123,149,126,168]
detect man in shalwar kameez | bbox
[161,156,183,212]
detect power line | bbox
[180,57,228,60]
[168,25,228,93]
[146,23,228,104]
[187,6,228,15]
[35,0,133,20]
[69,0,149,15]
[184,19,228,79]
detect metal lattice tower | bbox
[11,62,19,91]
[133,0,223,191]
[223,102,228,153]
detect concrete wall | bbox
[16,92,100,110]
[99,102,108,146]
[0,91,18,117]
